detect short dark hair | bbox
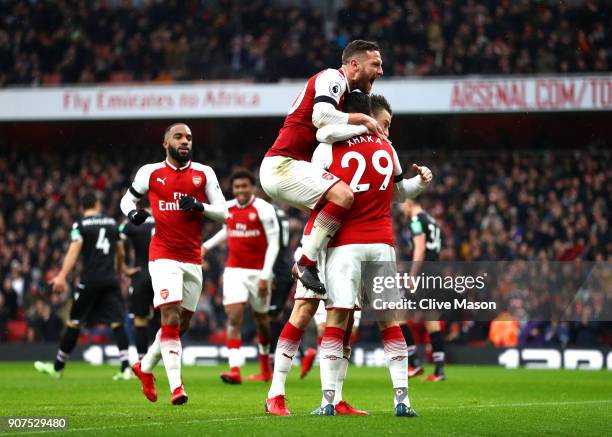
[81,191,99,209]
[344,92,371,116]
[164,123,188,140]
[371,94,392,117]
[342,40,381,64]
[230,168,256,185]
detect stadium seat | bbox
[7,320,28,342]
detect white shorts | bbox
[149,259,203,312]
[325,243,396,310]
[260,156,339,211]
[223,267,270,314]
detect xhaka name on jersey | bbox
[346,135,384,147]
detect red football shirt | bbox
[311,135,402,247]
[202,196,280,279]
[131,159,225,264]
[225,197,278,271]
[266,68,348,161]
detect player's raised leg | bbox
[293,183,354,292]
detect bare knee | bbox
[225,305,244,330]
[161,305,181,327]
[289,301,317,330]
[326,182,354,208]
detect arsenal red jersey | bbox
[266,68,348,162]
[131,160,225,264]
[311,135,402,247]
[225,197,277,270]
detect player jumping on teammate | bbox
[266,93,432,416]
[120,123,227,405]
[260,40,385,294]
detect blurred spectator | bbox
[0,293,8,342]
[27,299,64,342]
[488,315,519,347]
[0,143,609,345]
[1,0,610,87]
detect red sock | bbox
[381,325,406,354]
[276,322,304,357]
[257,334,271,374]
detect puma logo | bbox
[169,350,180,356]
[156,177,167,185]
[282,353,294,359]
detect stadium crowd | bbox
[1,145,610,347]
[1,0,611,86]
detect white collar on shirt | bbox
[339,66,351,93]
[165,159,191,171]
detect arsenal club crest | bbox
[192,176,202,187]
[249,212,257,221]
[321,172,334,181]
[160,289,169,300]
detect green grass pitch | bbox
[1,362,611,436]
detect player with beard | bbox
[260,40,385,295]
[120,123,228,405]
[266,93,431,416]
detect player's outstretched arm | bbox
[202,226,228,252]
[393,164,433,203]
